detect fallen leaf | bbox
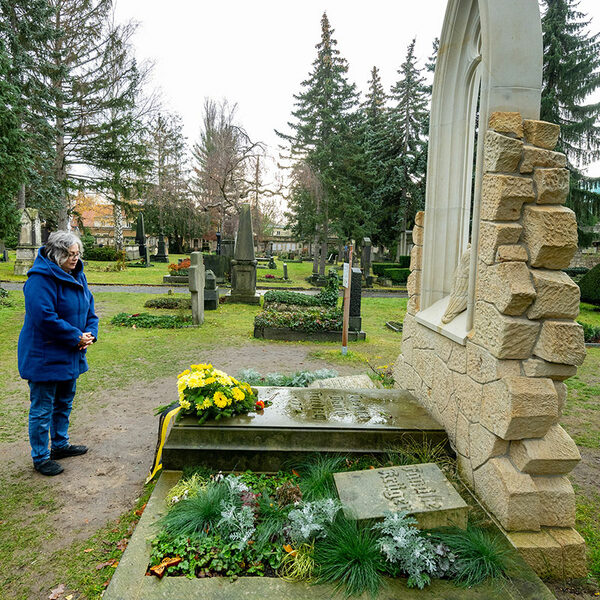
[291,469,300,477]
[134,503,147,516]
[102,581,110,588]
[116,538,128,551]
[83,548,94,553]
[96,558,119,570]
[148,556,182,578]
[48,583,65,599]
[282,544,297,556]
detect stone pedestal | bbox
[153,233,169,263]
[14,208,41,276]
[283,263,289,280]
[204,269,219,310]
[227,204,260,304]
[189,252,205,326]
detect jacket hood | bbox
[28,247,84,286]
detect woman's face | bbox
[62,243,80,272]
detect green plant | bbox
[168,258,191,276]
[382,267,410,284]
[0,286,11,307]
[295,454,346,501]
[111,312,192,328]
[579,263,600,306]
[315,271,340,307]
[254,307,343,332]
[372,258,410,275]
[83,246,119,261]
[432,526,512,587]
[578,320,600,342]
[159,480,237,538]
[255,493,293,546]
[145,296,192,309]
[236,367,338,387]
[279,542,315,582]
[165,473,208,506]
[384,439,453,470]
[263,290,322,307]
[315,516,384,597]
[287,498,341,543]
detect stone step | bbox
[162,387,447,471]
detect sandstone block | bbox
[522,205,577,269]
[447,345,467,374]
[522,358,576,381]
[520,145,567,173]
[431,356,453,412]
[496,245,528,262]
[434,335,454,363]
[554,381,568,414]
[413,348,434,388]
[480,174,534,221]
[534,321,586,366]
[469,423,509,469]
[402,314,416,340]
[546,528,588,579]
[474,457,540,530]
[534,168,569,204]
[481,376,558,440]
[412,225,423,246]
[440,393,459,446]
[488,111,523,137]
[466,341,521,384]
[472,301,539,359]
[533,476,576,528]
[455,374,483,422]
[457,453,474,488]
[527,269,580,320]
[478,261,536,316]
[406,269,421,297]
[412,322,437,349]
[507,530,563,577]
[483,131,523,173]
[407,294,419,315]
[414,211,425,228]
[400,336,413,365]
[510,424,581,475]
[409,244,422,271]
[479,222,523,265]
[455,411,471,458]
[523,120,560,150]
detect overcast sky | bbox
[114,0,600,176]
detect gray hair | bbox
[45,231,84,267]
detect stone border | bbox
[253,326,366,342]
[104,470,556,600]
[162,275,189,284]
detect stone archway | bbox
[396,0,587,579]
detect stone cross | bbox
[204,269,219,310]
[189,252,205,325]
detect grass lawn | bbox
[0,290,598,597]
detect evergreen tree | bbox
[278,13,366,274]
[379,39,430,255]
[541,0,600,222]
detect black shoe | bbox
[51,444,88,460]
[34,459,64,476]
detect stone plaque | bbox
[334,463,468,529]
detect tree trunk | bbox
[113,202,124,250]
[312,231,320,274]
[17,185,26,210]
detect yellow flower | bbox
[179,399,191,410]
[191,363,211,371]
[213,391,229,409]
[187,373,206,388]
[232,387,245,401]
[177,369,191,379]
[204,376,216,385]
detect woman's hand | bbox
[78,332,95,350]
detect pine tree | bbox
[278,13,365,274]
[379,39,430,255]
[541,0,600,222]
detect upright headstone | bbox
[154,233,168,263]
[268,256,276,269]
[349,267,363,332]
[14,208,42,276]
[189,252,205,325]
[227,204,260,304]
[283,263,288,280]
[204,269,219,310]
[361,237,374,288]
[135,213,148,264]
[216,231,222,255]
[221,239,235,258]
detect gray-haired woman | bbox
[18,231,99,476]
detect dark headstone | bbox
[216,231,222,255]
[203,254,231,283]
[283,263,288,280]
[361,237,373,287]
[268,256,276,269]
[202,241,210,252]
[204,269,219,310]
[135,214,149,265]
[221,239,234,257]
[154,233,168,263]
[349,267,362,332]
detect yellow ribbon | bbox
[146,404,182,484]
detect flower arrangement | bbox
[176,363,260,424]
[168,258,191,276]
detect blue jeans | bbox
[28,379,77,465]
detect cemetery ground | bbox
[0,290,599,599]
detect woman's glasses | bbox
[67,252,81,259]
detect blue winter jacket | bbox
[18,247,99,382]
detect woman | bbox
[18,231,99,476]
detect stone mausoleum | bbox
[393,0,587,579]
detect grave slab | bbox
[162,387,447,471]
[334,463,468,529]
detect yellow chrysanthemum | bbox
[204,376,216,385]
[232,387,245,401]
[213,391,229,409]
[179,399,191,410]
[177,369,191,379]
[200,398,213,410]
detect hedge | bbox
[372,257,410,275]
[254,307,343,332]
[84,246,119,261]
[578,321,600,343]
[263,290,322,307]
[382,268,410,284]
[578,263,600,306]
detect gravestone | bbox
[268,256,276,269]
[227,204,260,304]
[334,464,468,529]
[153,233,168,263]
[204,269,219,310]
[361,237,374,287]
[283,263,288,280]
[221,239,235,257]
[14,208,42,276]
[189,252,205,325]
[135,214,148,264]
[203,254,231,283]
[348,267,363,332]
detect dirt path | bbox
[2,343,359,599]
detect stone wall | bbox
[395,113,587,578]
